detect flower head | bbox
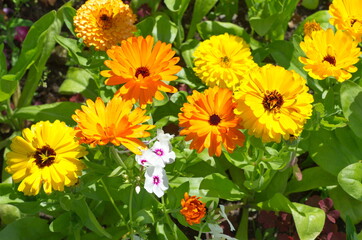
[299,28,361,82]
[180,192,206,225]
[73,0,137,51]
[193,33,258,91]
[72,96,154,155]
[303,20,322,37]
[101,35,182,108]
[5,121,87,196]
[144,166,168,198]
[234,65,313,143]
[178,86,245,157]
[329,0,362,42]
[136,139,176,167]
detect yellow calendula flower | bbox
[234,65,313,143]
[303,20,322,37]
[329,0,362,42]
[193,33,258,91]
[73,0,137,51]
[101,36,182,108]
[299,28,361,82]
[178,86,245,157]
[72,96,155,155]
[5,121,87,196]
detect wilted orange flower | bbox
[74,0,137,51]
[329,0,362,42]
[180,192,206,225]
[178,86,245,157]
[303,20,322,37]
[72,96,155,155]
[101,36,182,108]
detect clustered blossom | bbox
[136,130,176,197]
[180,192,206,225]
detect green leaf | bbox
[59,67,98,99]
[61,6,76,35]
[164,0,189,12]
[180,39,199,68]
[197,21,248,41]
[268,40,294,68]
[213,0,238,22]
[54,35,88,66]
[137,13,178,43]
[17,10,63,108]
[346,216,359,240]
[301,0,319,9]
[200,173,244,201]
[0,217,61,240]
[0,11,56,102]
[258,193,325,240]
[329,186,362,224]
[291,203,326,240]
[338,163,362,201]
[187,0,218,39]
[13,102,81,125]
[0,44,6,77]
[285,167,338,195]
[308,127,362,175]
[49,212,72,234]
[340,80,362,139]
[0,204,21,224]
[71,198,112,238]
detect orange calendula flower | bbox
[180,192,206,225]
[6,121,87,196]
[303,20,322,37]
[72,96,155,155]
[178,86,245,157]
[74,0,137,51]
[101,36,182,108]
[299,28,361,82]
[329,0,362,42]
[234,65,313,143]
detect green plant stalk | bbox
[100,178,129,231]
[110,146,129,174]
[235,207,249,240]
[161,196,178,239]
[129,183,135,240]
[197,221,208,239]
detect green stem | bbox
[235,206,249,240]
[197,221,207,239]
[100,178,128,230]
[129,184,135,240]
[110,146,129,174]
[162,196,178,239]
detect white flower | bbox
[135,186,141,194]
[156,129,174,144]
[151,141,176,165]
[135,149,165,167]
[144,166,168,198]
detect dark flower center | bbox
[209,114,221,126]
[153,176,160,185]
[220,56,230,67]
[97,9,112,29]
[262,90,284,112]
[34,146,56,168]
[351,19,357,26]
[135,67,150,78]
[323,55,336,66]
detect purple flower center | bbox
[140,159,147,165]
[154,149,164,156]
[153,176,160,185]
